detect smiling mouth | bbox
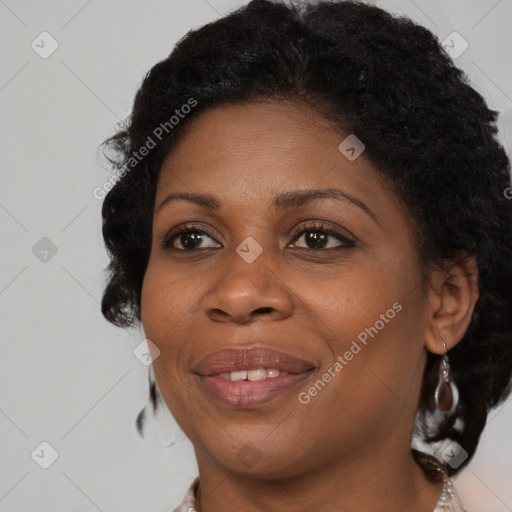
[198,370,314,408]
[216,368,291,381]
[193,346,316,408]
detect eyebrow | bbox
[156,188,378,224]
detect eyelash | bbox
[289,222,356,250]
[162,222,356,252]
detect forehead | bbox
[156,101,394,211]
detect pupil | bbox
[182,232,202,248]
[306,231,327,248]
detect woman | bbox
[99,1,512,510]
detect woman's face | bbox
[141,101,432,478]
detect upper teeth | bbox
[218,368,289,381]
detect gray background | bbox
[1,0,511,510]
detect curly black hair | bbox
[100,0,512,478]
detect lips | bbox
[193,346,316,408]
[194,346,315,376]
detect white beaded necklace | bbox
[433,465,465,512]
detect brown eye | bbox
[163,227,221,251]
[290,223,355,250]
[295,230,341,249]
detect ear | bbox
[424,253,480,355]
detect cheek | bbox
[140,264,198,412]
[304,259,405,340]
[141,262,196,356]
[303,254,424,395]
[141,270,169,341]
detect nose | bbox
[202,252,294,324]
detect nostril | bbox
[254,307,273,315]
[211,308,229,317]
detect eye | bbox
[163,225,221,251]
[289,222,355,250]
[162,221,355,252]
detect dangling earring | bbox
[136,365,160,436]
[434,339,459,414]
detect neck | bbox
[193,444,444,512]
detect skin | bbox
[141,101,479,512]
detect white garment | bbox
[170,475,465,511]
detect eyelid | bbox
[289,221,356,243]
[163,220,356,251]
[287,221,356,250]
[162,223,222,250]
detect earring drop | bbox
[434,339,459,414]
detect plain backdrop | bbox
[1,0,511,510]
